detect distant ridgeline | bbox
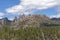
[10,14,60,29]
[0,14,60,28]
[0,17,12,27]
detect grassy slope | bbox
[0,14,60,40]
[0,25,60,40]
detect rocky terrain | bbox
[0,14,60,28]
[0,14,60,40]
[10,14,60,29]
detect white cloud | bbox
[8,17,15,21]
[0,17,3,19]
[0,12,4,16]
[6,0,58,15]
[50,14,60,18]
[21,0,57,9]
[0,12,5,19]
[50,0,60,18]
[56,0,60,5]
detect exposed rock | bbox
[0,17,12,27]
[11,14,54,29]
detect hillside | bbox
[11,14,60,29]
[0,25,60,40]
[0,14,60,40]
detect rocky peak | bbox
[11,14,51,29]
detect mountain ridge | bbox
[0,14,60,29]
[10,14,60,29]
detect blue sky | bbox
[0,0,20,12]
[0,0,59,20]
[0,0,20,19]
[34,6,57,16]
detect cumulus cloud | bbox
[8,17,15,21]
[6,0,57,15]
[50,0,60,18]
[0,12,5,19]
[0,17,3,19]
[50,13,60,18]
[0,12,4,16]
[50,14,60,18]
